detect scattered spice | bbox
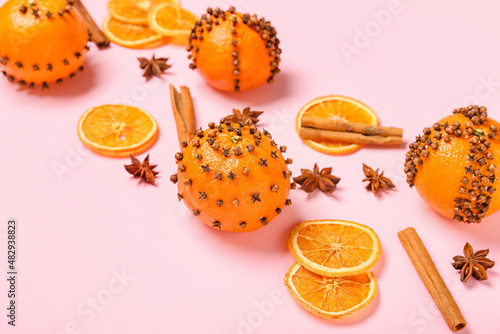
[138,55,172,80]
[124,154,159,184]
[293,163,340,194]
[221,107,263,124]
[362,164,395,193]
[452,242,495,282]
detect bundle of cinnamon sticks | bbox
[299,116,403,145]
[169,85,196,148]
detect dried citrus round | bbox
[147,3,180,35]
[77,105,159,158]
[289,220,381,277]
[102,15,168,48]
[172,120,293,232]
[296,96,379,155]
[284,263,378,319]
[187,7,281,92]
[107,0,179,24]
[405,106,500,223]
[0,0,89,86]
[148,3,198,38]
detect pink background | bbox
[1,0,500,333]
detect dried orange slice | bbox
[296,96,378,155]
[102,15,167,48]
[77,105,159,158]
[148,3,181,36]
[149,4,198,38]
[284,263,377,319]
[107,0,180,24]
[289,220,381,277]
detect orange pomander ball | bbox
[405,106,500,223]
[187,6,281,92]
[172,120,293,232]
[0,0,89,87]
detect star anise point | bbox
[362,163,395,194]
[221,107,263,124]
[124,154,159,184]
[293,163,340,194]
[452,242,495,282]
[138,55,172,80]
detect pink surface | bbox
[1,0,500,333]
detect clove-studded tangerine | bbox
[171,119,293,232]
[186,6,281,92]
[0,0,89,88]
[405,106,500,223]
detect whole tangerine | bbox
[187,6,281,92]
[0,0,89,87]
[405,106,500,223]
[171,119,293,232]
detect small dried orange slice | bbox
[149,4,198,38]
[289,220,381,277]
[107,0,180,24]
[284,263,377,319]
[148,3,181,36]
[296,96,378,155]
[102,15,167,48]
[77,105,159,158]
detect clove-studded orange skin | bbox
[172,121,293,232]
[187,7,281,92]
[405,107,500,223]
[0,0,89,86]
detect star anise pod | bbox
[452,242,495,282]
[124,154,159,184]
[362,164,395,193]
[138,55,171,80]
[221,107,263,124]
[293,163,341,193]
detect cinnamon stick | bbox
[398,227,467,332]
[299,127,403,145]
[301,116,403,137]
[73,0,110,48]
[170,84,196,148]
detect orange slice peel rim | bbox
[107,0,149,25]
[107,0,181,25]
[77,104,159,158]
[288,219,382,277]
[284,262,378,319]
[102,15,166,48]
[148,4,197,37]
